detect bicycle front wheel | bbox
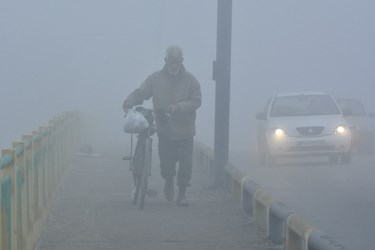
[131,137,146,205]
[131,174,141,205]
[139,138,152,210]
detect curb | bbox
[194,141,349,250]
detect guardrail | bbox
[193,141,348,250]
[0,111,82,250]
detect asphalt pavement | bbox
[35,146,270,250]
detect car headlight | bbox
[273,128,286,137]
[335,125,346,135]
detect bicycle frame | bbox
[125,107,155,210]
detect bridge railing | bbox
[0,111,83,250]
[193,141,348,250]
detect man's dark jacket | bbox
[124,65,201,140]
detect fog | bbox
[1,0,375,152]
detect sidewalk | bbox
[35,146,269,250]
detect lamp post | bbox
[213,0,232,187]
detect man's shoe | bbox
[164,179,174,201]
[176,196,190,207]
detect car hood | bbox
[267,115,348,136]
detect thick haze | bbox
[1,0,374,151]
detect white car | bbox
[256,91,352,165]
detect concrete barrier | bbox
[286,214,317,250]
[268,200,294,245]
[254,188,275,232]
[225,167,247,202]
[308,231,347,250]
[193,141,349,250]
[241,178,260,217]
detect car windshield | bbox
[336,99,366,116]
[270,95,341,117]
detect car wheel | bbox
[266,154,277,166]
[259,146,268,166]
[365,134,374,154]
[258,135,267,165]
[263,144,276,166]
[328,154,339,164]
[258,137,276,166]
[367,145,374,155]
[341,152,352,164]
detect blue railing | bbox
[0,111,82,250]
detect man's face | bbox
[165,56,183,75]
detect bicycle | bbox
[123,107,156,210]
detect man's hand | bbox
[166,104,179,114]
[123,100,132,113]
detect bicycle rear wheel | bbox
[139,138,152,210]
[131,173,141,204]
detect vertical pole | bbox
[213,0,232,187]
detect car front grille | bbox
[288,145,336,152]
[296,126,324,136]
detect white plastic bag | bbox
[123,109,149,133]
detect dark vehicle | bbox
[336,97,375,154]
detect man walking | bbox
[123,46,202,207]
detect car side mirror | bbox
[256,112,267,120]
[342,109,352,117]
